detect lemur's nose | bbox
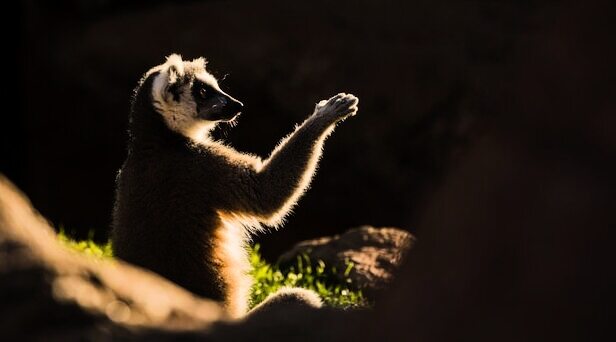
[229,96,243,109]
[226,96,243,113]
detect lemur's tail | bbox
[249,286,322,316]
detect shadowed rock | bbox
[278,226,414,294]
[0,175,226,339]
[0,175,355,341]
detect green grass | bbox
[58,232,366,309]
[58,231,113,258]
[248,244,366,309]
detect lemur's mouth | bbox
[222,112,241,123]
[205,110,241,123]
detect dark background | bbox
[3,0,612,260]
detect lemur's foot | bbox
[314,93,359,122]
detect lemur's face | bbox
[150,54,243,138]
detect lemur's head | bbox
[147,54,243,138]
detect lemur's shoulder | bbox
[194,139,263,170]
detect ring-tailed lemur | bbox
[112,54,359,318]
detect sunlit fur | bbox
[112,54,358,318]
[250,287,323,315]
[149,54,227,140]
[215,212,253,316]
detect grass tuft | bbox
[57,233,366,309]
[248,244,366,308]
[58,230,113,258]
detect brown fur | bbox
[112,55,358,317]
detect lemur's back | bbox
[112,143,228,302]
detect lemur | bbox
[112,54,359,318]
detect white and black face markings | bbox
[192,72,244,122]
[149,54,243,140]
[191,78,217,113]
[149,55,210,137]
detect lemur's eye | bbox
[199,88,207,98]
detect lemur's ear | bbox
[192,57,207,69]
[167,64,180,84]
[164,54,186,101]
[165,54,185,85]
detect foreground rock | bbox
[0,175,355,341]
[278,226,414,294]
[0,176,227,339]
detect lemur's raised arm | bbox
[202,93,357,226]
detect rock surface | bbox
[278,226,414,293]
[0,175,356,341]
[0,175,227,339]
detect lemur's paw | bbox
[315,93,359,122]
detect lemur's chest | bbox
[212,212,253,317]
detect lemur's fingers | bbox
[347,105,359,116]
[341,106,359,118]
[331,94,356,105]
[343,95,359,107]
[334,94,358,112]
[333,93,347,102]
[315,93,358,120]
[330,93,348,102]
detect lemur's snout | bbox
[219,95,243,122]
[228,96,243,114]
[198,92,243,122]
